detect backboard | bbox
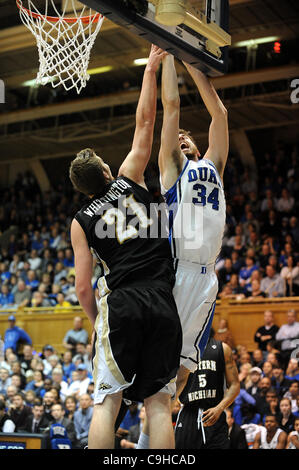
[81,0,230,76]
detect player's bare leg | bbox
[175,364,190,400]
[144,392,174,449]
[88,391,122,449]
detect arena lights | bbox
[133,58,149,66]
[233,36,280,48]
[273,41,281,54]
[87,65,114,75]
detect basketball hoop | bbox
[16,0,105,94]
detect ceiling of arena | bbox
[0,0,298,170]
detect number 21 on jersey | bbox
[97,194,152,244]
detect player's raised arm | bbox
[183,62,228,179]
[70,218,98,327]
[118,45,167,186]
[158,54,185,190]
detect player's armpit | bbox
[158,54,184,190]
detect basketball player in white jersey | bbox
[158,54,229,397]
[253,414,287,449]
[136,53,228,450]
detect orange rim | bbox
[16,0,103,24]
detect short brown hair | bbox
[69,148,106,196]
[179,128,198,148]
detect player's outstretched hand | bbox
[146,44,168,73]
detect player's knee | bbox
[144,391,172,419]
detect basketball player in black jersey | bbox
[175,331,240,449]
[69,45,182,449]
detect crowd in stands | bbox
[0,143,298,311]
[0,308,298,449]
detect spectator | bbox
[0,399,15,432]
[0,284,14,308]
[239,256,258,288]
[73,393,93,448]
[49,403,77,448]
[246,279,266,299]
[258,243,271,272]
[64,395,77,422]
[290,216,299,242]
[252,414,287,449]
[53,262,68,285]
[20,344,35,372]
[251,349,264,369]
[285,358,299,381]
[25,390,37,407]
[118,402,140,435]
[265,350,281,368]
[54,292,71,311]
[6,385,18,407]
[247,367,262,396]
[276,310,299,368]
[41,344,55,376]
[238,363,252,390]
[253,377,272,416]
[39,377,54,399]
[262,361,273,380]
[25,370,45,397]
[10,360,26,389]
[277,188,295,214]
[260,265,284,298]
[49,386,61,404]
[31,291,51,307]
[27,249,42,271]
[63,317,89,356]
[217,258,237,291]
[283,381,299,414]
[61,351,76,383]
[280,256,299,296]
[120,406,146,449]
[66,364,91,398]
[4,315,32,355]
[277,397,296,434]
[25,270,40,292]
[9,392,33,431]
[47,355,62,376]
[254,310,279,354]
[271,365,291,399]
[51,368,68,402]
[286,416,299,449]
[24,402,49,433]
[42,391,56,423]
[226,408,248,449]
[13,280,32,307]
[0,367,11,395]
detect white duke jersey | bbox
[161,156,226,265]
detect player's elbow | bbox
[75,281,92,298]
[162,95,180,110]
[215,104,228,119]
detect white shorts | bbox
[173,259,218,373]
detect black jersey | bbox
[75,176,175,293]
[179,338,226,410]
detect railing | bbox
[0,297,298,353]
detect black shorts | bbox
[175,406,229,449]
[92,283,182,404]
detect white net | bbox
[17,0,104,94]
